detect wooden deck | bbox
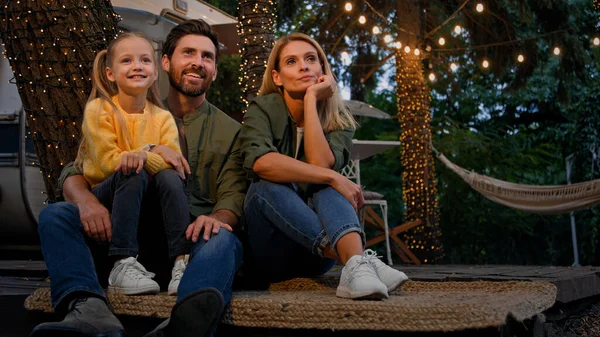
[1,261,600,336]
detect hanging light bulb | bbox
[395,41,402,49]
[372,26,380,34]
[341,51,349,58]
[414,48,420,56]
[476,3,484,12]
[517,54,524,63]
[344,2,352,11]
[384,34,393,43]
[454,25,462,34]
[482,59,489,68]
[553,47,560,55]
[358,15,366,24]
[428,73,436,81]
[593,37,600,46]
[450,62,458,71]
[404,46,411,53]
[438,37,445,46]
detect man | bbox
[31,19,246,337]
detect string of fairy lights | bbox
[395,46,443,264]
[237,0,276,110]
[0,0,120,202]
[336,1,600,82]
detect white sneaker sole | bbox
[108,285,160,295]
[336,286,388,300]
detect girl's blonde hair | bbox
[259,32,357,133]
[75,32,163,171]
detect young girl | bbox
[75,32,191,296]
[240,33,408,300]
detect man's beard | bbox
[168,67,211,97]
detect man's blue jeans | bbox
[39,202,243,313]
[38,202,107,314]
[177,230,243,304]
[91,169,191,259]
[243,179,363,283]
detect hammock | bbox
[435,150,600,214]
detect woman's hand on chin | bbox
[306,75,335,102]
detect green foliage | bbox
[208,53,245,122]
[423,0,600,265]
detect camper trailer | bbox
[0,0,238,251]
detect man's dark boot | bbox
[30,297,125,337]
[144,288,224,337]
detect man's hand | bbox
[151,145,191,179]
[115,152,147,175]
[186,214,233,242]
[77,199,112,242]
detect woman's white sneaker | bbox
[108,257,160,295]
[363,249,409,292]
[336,253,388,300]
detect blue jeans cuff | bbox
[328,223,364,253]
[313,230,328,257]
[108,248,138,257]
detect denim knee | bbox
[246,179,293,198]
[114,169,148,190]
[153,169,184,190]
[190,230,243,259]
[38,202,81,236]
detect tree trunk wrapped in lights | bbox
[0,0,120,201]
[237,0,276,108]
[395,0,443,264]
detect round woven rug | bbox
[24,278,556,332]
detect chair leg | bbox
[364,205,393,265]
[381,203,393,265]
[390,235,421,266]
[391,244,412,264]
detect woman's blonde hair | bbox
[75,32,163,171]
[259,32,357,133]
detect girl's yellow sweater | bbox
[81,96,181,187]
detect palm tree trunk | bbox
[395,0,444,263]
[237,0,276,108]
[0,0,119,201]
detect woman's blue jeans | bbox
[243,179,363,283]
[91,169,191,259]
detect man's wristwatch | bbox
[142,144,156,152]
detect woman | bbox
[240,33,408,300]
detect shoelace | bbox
[115,258,155,280]
[68,297,88,315]
[363,249,382,260]
[349,258,378,279]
